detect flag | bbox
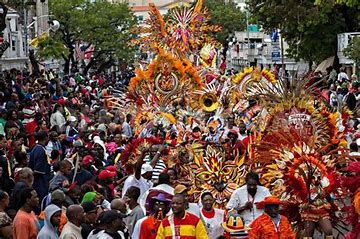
[75,43,86,61]
[85,45,94,59]
[30,32,49,48]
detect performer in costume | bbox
[132,193,171,239]
[248,196,295,239]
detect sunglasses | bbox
[155,201,166,206]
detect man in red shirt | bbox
[156,194,208,239]
[132,193,171,239]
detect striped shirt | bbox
[144,155,167,182]
[156,212,208,239]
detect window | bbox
[12,40,16,51]
[137,15,144,24]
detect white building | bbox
[0,6,27,70]
[228,30,308,73]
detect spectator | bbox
[60,205,85,239]
[50,104,66,130]
[37,204,62,239]
[81,202,98,239]
[110,198,127,215]
[49,159,72,192]
[0,190,12,239]
[10,167,34,210]
[121,147,153,198]
[13,188,40,239]
[156,193,207,239]
[29,131,51,201]
[123,186,145,235]
[200,192,224,239]
[226,172,271,226]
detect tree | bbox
[315,0,360,7]
[48,0,137,74]
[203,0,246,45]
[247,0,359,65]
[344,37,360,63]
[0,3,9,58]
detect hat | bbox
[51,189,66,202]
[148,193,172,215]
[82,155,94,166]
[98,170,116,180]
[97,124,107,132]
[82,201,97,213]
[174,184,187,194]
[57,98,66,105]
[97,210,125,224]
[105,165,117,172]
[151,193,172,202]
[255,195,282,209]
[222,213,250,233]
[141,164,153,175]
[69,116,77,122]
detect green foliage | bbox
[47,0,137,73]
[37,36,69,60]
[315,0,360,7]
[247,0,359,63]
[344,37,360,63]
[203,0,246,44]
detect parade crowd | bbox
[0,65,358,239]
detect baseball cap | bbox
[97,210,125,225]
[106,165,117,172]
[82,155,94,166]
[141,164,153,175]
[174,184,187,194]
[51,189,66,202]
[98,170,116,180]
[82,201,97,213]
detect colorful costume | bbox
[156,212,208,239]
[248,213,295,239]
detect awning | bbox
[315,56,335,73]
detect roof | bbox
[131,5,151,12]
[130,0,194,12]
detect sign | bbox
[288,114,311,124]
[272,51,281,62]
[247,24,258,32]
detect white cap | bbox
[141,164,153,175]
[69,116,77,122]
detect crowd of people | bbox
[0,63,358,239]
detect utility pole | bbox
[246,10,250,66]
[36,0,49,36]
[280,32,284,70]
[24,7,28,56]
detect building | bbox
[0,6,27,70]
[228,30,308,74]
[124,0,194,24]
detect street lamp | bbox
[27,15,54,30]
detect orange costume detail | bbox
[139,215,162,239]
[248,213,295,239]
